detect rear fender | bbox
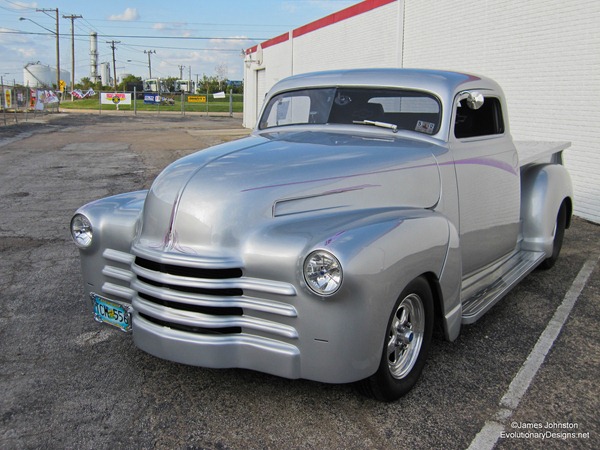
[521,164,573,255]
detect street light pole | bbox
[36,8,60,98]
[63,14,82,101]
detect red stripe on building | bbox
[261,31,290,49]
[293,0,397,38]
[246,0,397,54]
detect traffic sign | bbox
[187,95,207,103]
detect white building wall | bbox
[243,0,600,222]
[243,0,401,129]
[292,2,402,73]
[402,0,600,223]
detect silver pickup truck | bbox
[71,69,573,401]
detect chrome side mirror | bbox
[458,90,484,110]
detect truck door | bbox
[449,94,520,277]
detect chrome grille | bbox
[128,250,299,340]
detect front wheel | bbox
[359,277,434,401]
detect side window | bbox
[263,96,311,127]
[454,97,504,139]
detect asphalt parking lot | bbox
[1,112,598,449]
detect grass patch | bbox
[59,94,244,113]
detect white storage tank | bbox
[23,63,53,87]
[23,63,70,89]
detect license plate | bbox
[91,293,132,333]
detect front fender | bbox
[72,190,147,300]
[262,208,454,382]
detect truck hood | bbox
[135,130,443,257]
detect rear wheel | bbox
[359,277,434,401]
[539,202,567,270]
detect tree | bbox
[118,74,143,92]
[162,76,178,93]
[76,77,102,93]
[215,63,228,90]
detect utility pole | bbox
[63,14,82,101]
[178,65,185,80]
[144,50,156,79]
[37,8,59,99]
[107,40,120,91]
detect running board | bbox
[461,250,546,324]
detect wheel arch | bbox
[422,271,446,337]
[521,163,573,256]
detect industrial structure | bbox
[242,0,600,224]
[22,63,69,89]
[89,32,100,83]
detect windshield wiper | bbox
[352,119,398,133]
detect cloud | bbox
[18,47,37,58]
[108,8,140,21]
[5,1,38,10]
[152,22,191,35]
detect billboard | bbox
[101,93,132,105]
[144,94,161,104]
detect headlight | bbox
[70,214,93,248]
[303,250,343,296]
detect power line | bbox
[0,29,266,41]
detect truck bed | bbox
[515,141,570,167]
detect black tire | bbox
[539,202,567,270]
[358,277,434,401]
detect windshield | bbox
[259,87,441,135]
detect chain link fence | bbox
[60,90,243,116]
[1,83,60,126]
[2,85,243,125]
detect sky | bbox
[0,0,359,85]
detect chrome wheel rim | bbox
[387,293,425,379]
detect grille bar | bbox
[132,262,297,296]
[138,292,243,316]
[132,278,298,317]
[134,295,299,338]
[138,274,243,297]
[139,313,242,335]
[135,256,243,279]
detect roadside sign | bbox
[144,94,161,104]
[187,95,207,103]
[3,88,11,108]
[101,93,131,105]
